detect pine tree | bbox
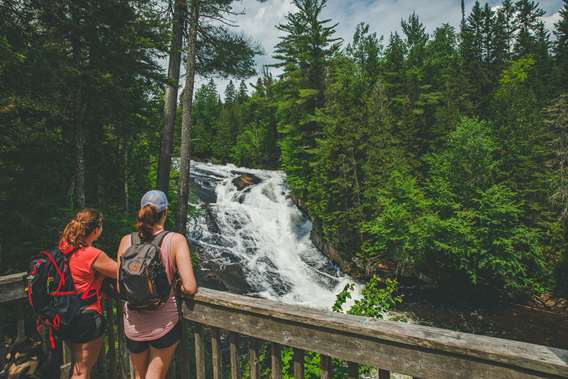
[554,0,568,93]
[224,80,236,104]
[272,0,340,197]
[237,80,249,104]
[513,0,545,57]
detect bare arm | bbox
[173,233,198,295]
[93,251,118,279]
[115,235,130,291]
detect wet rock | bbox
[197,263,253,294]
[204,205,220,234]
[231,173,262,190]
[309,226,348,271]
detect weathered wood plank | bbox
[194,326,205,379]
[320,355,332,379]
[293,349,304,379]
[183,288,568,378]
[271,343,282,379]
[378,368,390,379]
[0,273,26,303]
[348,362,358,379]
[249,338,259,379]
[183,294,566,378]
[211,329,222,379]
[230,333,240,379]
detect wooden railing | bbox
[1,272,568,378]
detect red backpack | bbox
[25,246,97,348]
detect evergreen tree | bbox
[224,80,236,104]
[554,0,568,93]
[192,80,221,158]
[272,0,340,197]
[513,0,545,58]
[237,80,249,104]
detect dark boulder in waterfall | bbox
[231,173,261,190]
[197,263,253,294]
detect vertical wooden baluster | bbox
[271,343,282,379]
[347,362,358,379]
[249,338,259,379]
[378,369,390,379]
[320,355,332,379]
[194,326,205,379]
[230,333,240,379]
[62,343,72,378]
[293,349,304,379]
[106,301,116,379]
[115,296,130,379]
[15,302,25,342]
[179,320,190,379]
[211,329,222,379]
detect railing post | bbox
[249,338,259,379]
[320,355,332,379]
[105,301,117,379]
[15,301,25,343]
[211,329,222,379]
[271,343,282,379]
[348,362,358,379]
[230,333,240,379]
[194,326,206,379]
[293,348,304,379]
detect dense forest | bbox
[2,0,568,302]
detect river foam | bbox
[187,161,360,310]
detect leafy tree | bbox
[333,277,402,318]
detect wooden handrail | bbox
[183,288,568,378]
[2,272,568,378]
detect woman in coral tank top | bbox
[117,190,197,379]
[58,209,118,379]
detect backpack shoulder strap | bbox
[151,230,170,248]
[131,232,141,246]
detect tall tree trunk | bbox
[157,0,186,194]
[461,0,465,28]
[70,0,86,209]
[122,138,129,211]
[74,92,86,209]
[176,0,200,233]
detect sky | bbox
[194,0,564,97]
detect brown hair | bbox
[136,204,166,241]
[59,208,103,249]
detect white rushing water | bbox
[187,161,360,310]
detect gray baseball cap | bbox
[140,190,168,212]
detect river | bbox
[187,161,360,310]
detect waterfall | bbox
[187,161,360,310]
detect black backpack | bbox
[25,247,96,348]
[119,231,171,310]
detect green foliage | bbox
[333,277,402,318]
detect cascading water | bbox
[187,161,359,310]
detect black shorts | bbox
[126,322,181,353]
[62,311,106,344]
